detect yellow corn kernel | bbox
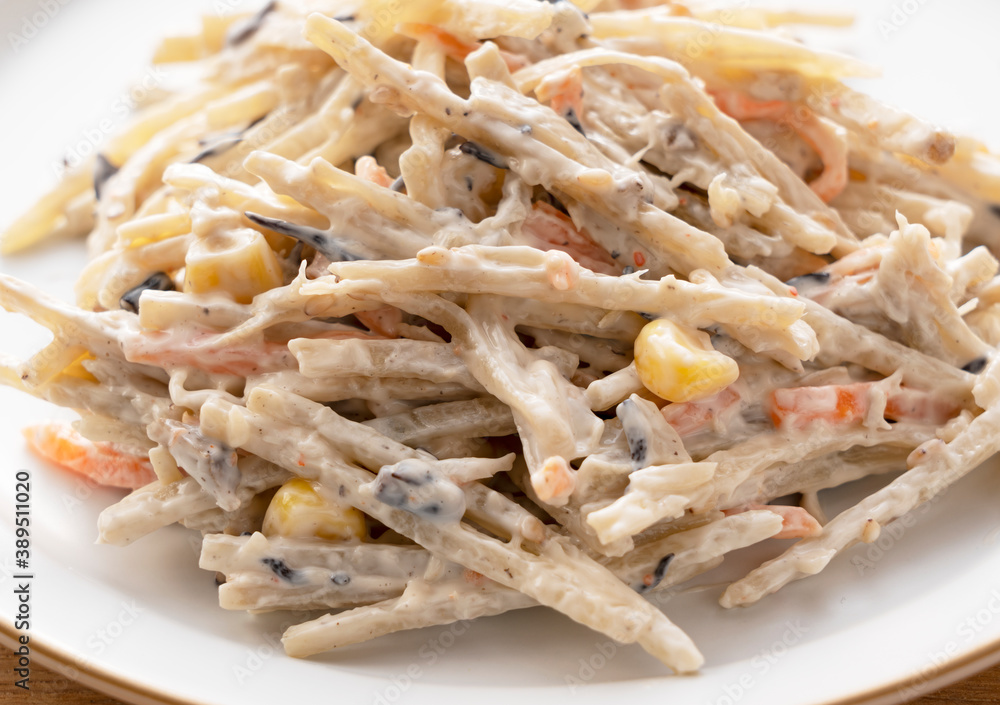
[36,346,96,388]
[60,352,98,383]
[262,478,366,542]
[184,228,283,304]
[634,318,739,403]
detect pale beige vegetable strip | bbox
[97,457,291,547]
[302,14,731,276]
[302,243,817,362]
[722,366,1000,607]
[198,387,703,672]
[266,508,780,649]
[201,533,433,611]
[514,48,857,255]
[362,397,516,448]
[588,12,878,80]
[324,289,603,507]
[283,508,786,649]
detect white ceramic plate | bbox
[2,2,1000,704]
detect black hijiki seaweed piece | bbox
[786,272,831,287]
[191,114,268,163]
[371,461,465,522]
[119,272,176,313]
[458,141,509,169]
[962,356,989,374]
[245,211,364,262]
[636,554,674,593]
[245,114,268,132]
[261,557,302,583]
[374,467,434,514]
[93,154,119,201]
[629,437,648,466]
[191,137,243,164]
[226,0,278,46]
[563,107,586,136]
[618,398,650,470]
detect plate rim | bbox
[4,612,1000,705]
[0,615,200,705]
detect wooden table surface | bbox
[0,645,998,704]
